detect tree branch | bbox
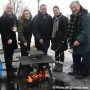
[8,0,23,17]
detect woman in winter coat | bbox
[18,9,33,75]
[0,3,18,76]
[18,9,32,56]
[51,6,68,72]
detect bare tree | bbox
[36,0,41,11]
[8,0,23,17]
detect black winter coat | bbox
[0,12,18,50]
[32,11,53,41]
[51,14,68,51]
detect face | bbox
[6,4,13,15]
[70,3,80,15]
[40,5,47,15]
[24,11,31,20]
[53,8,60,17]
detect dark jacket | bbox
[18,19,32,44]
[72,7,90,54]
[32,11,53,41]
[0,12,18,50]
[51,14,68,51]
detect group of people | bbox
[0,0,90,79]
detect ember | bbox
[25,70,48,84]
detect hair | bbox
[40,4,47,9]
[21,9,32,20]
[53,6,60,10]
[70,0,80,7]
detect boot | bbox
[56,63,63,72]
[52,63,58,71]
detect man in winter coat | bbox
[68,1,90,79]
[32,4,53,72]
[0,3,18,77]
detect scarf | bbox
[52,13,62,38]
[68,5,88,47]
[68,15,77,46]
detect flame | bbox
[25,70,48,83]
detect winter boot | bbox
[52,63,59,71]
[56,63,63,72]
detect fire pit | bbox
[17,50,55,90]
[24,70,51,89]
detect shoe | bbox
[56,68,63,72]
[56,63,63,72]
[53,67,57,71]
[80,70,89,77]
[52,63,58,71]
[75,75,85,79]
[68,71,77,75]
[75,71,89,79]
[70,64,74,68]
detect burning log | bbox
[25,76,33,83]
[25,70,48,84]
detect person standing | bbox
[51,6,68,72]
[18,9,33,76]
[68,1,90,79]
[18,9,32,56]
[32,4,53,72]
[0,3,18,76]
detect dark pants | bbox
[55,50,64,62]
[35,40,50,72]
[20,43,30,56]
[4,49,14,72]
[20,43,33,72]
[72,51,90,76]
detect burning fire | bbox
[25,70,48,84]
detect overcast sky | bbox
[0,0,90,17]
